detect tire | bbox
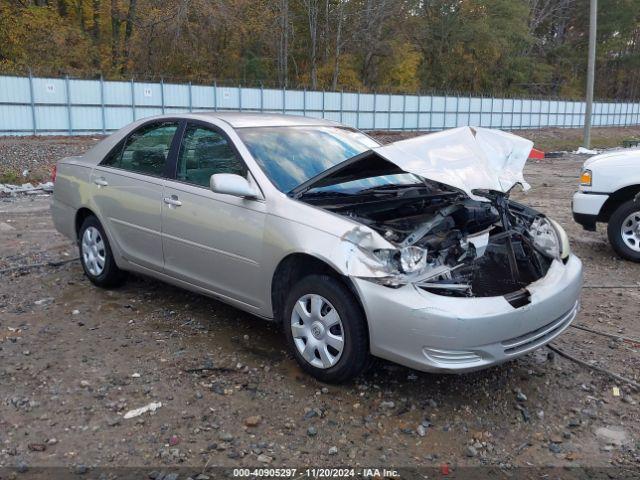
[283,274,369,383]
[78,216,127,287]
[607,199,640,262]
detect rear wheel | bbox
[78,216,127,287]
[607,200,640,262]
[283,274,369,383]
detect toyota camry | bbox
[51,113,583,382]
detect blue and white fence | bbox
[1,74,640,135]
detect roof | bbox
[183,111,339,128]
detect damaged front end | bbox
[292,127,570,302]
[307,183,569,301]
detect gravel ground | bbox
[0,135,639,477]
[0,136,99,184]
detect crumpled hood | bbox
[372,127,533,201]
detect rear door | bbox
[161,121,267,309]
[91,121,180,272]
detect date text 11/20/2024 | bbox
[232,468,400,478]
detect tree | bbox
[1,0,638,99]
[331,0,345,90]
[273,0,291,87]
[302,0,320,89]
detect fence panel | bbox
[1,74,639,135]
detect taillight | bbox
[51,164,57,183]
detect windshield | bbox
[237,126,381,192]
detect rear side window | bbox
[101,122,178,176]
[176,124,247,188]
[100,142,124,167]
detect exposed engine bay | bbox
[290,127,569,301]
[301,181,566,300]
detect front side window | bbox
[103,122,178,176]
[176,124,247,187]
[236,126,380,193]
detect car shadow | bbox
[119,271,550,404]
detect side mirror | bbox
[210,173,259,199]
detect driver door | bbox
[161,122,267,310]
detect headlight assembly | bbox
[530,217,560,259]
[400,246,428,273]
[374,246,428,275]
[530,216,569,260]
[549,218,571,260]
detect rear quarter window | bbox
[100,141,125,167]
[99,122,178,177]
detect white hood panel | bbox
[372,127,534,201]
[584,148,640,169]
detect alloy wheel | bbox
[621,210,640,253]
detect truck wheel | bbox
[283,274,370,383]
[78,216,127,287]
[607,199,640,262]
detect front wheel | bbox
[607,199,640,262]
[283,275,370,383]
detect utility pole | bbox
[583,0,597,148]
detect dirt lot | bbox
[0,134,639,477]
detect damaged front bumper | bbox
[353,254,583,373]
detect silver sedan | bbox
[51,113,582,382]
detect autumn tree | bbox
[1,0,639,99]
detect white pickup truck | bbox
[572,149,640,262]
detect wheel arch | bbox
[598,184,640,222]
[75,207,97,240]
[270,252,368,328]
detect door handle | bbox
[163,195,182,207]
[93,177,108,187]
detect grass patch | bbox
[0,171,20,184]
[517,126,640,152]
